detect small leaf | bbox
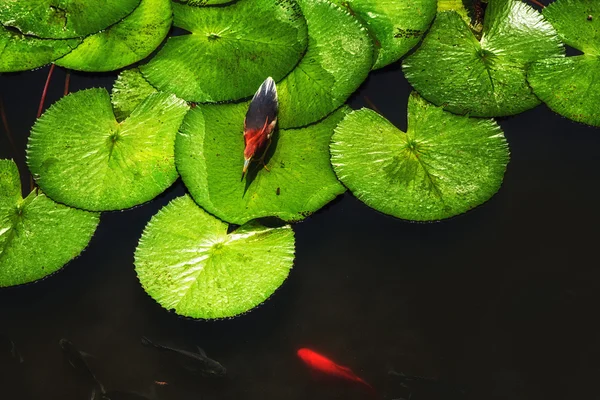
[403,0,564,117]
[330,93,510,221]
[140,0,308,103]
[135,195,295,319]
[55,0,172,72]
[0,26,80,73]
[330,0,436,69]
[27,89,189,211]
[528,0,600,126]
[0,0,141,39]
[111,69,159,122]
[176,102,347,225]
[277,0,373,129]
[0,160,99,288]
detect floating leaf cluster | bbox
[1,0,597,317]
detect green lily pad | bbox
[331,0,436,69]
[176,102,347,225]
[277,0,373,129]
[0,0,141,39]
[528,0,600,126]
[27,89,189,211]
[0,26,80,73]
[111,68,159,122]
[182,0,235,5]
[54,0,172,72]
[330,93,510,221]
[140,0,308,103]
[403,0,564,117]
[0,160,99,288]
[135,195,295,319]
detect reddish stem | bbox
[363,95,382,114]
[529,0,545,7]
[37,64,56,118]
[64,71,71,96]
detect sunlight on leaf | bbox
[0,160,99,288]
[403,0,564,117]
[176,102,347,225]
[54,0,172,72]
[528,0,600,126]
[135,195,295,319]
[140,0,308,103]
[27,89,189,211]
[111,69,159,122]
[330,93,510,221]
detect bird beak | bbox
[241,158,251,180]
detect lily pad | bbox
[111,69,159,122]
[331,0,436,69]
[528,0,600,126]
[27,89,189,211]
[140,0,308,103]
[176,102,347,225]
[54,0,172,72]
[182,0,235,5]
[330,93,510,221]
[277,0,373,129]
[0,0,141,39]
[135,195,295,319]
[0,160,99,288]
[403,0,564,117]
[0,26,80,73]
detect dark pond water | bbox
[1,58,600,400]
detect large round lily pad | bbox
[135,195,295,319]
[55,0,172,72]
[176,102,347,225]
[528,0,600,126]
[0,160,99,288]
[331,0,436,69]
[27,89,189,211]
[0,0,141,39]
[403,0,564,117]
[0,26,80,73]
[277,0,373,129]
[111,69,159,122]
[330,93,510,221]
[140,0,308,103]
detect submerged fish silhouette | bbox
[141,336,226,377]
[60,339,106,399]
[1,334,24,364]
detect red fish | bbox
[297,348,374,391]
[242,76,278,179]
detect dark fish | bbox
[141,336,226,377]
[242,77,278,178]
[1,334,24,364]
[60,338,106,399]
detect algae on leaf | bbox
[277,0,373,129]
[140,0,308,103]
[528,0,600,126]
[135,195,295,319]
[111,69,160,122]
[330,93,510,221]
[176,102,347,225]
[403,0,564,117]
[27,89,189,211]
[55,0,172,72]
[331,0,436,69]
[0,26,80,73]
[0,160,99,288]
[0,0,141,39]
